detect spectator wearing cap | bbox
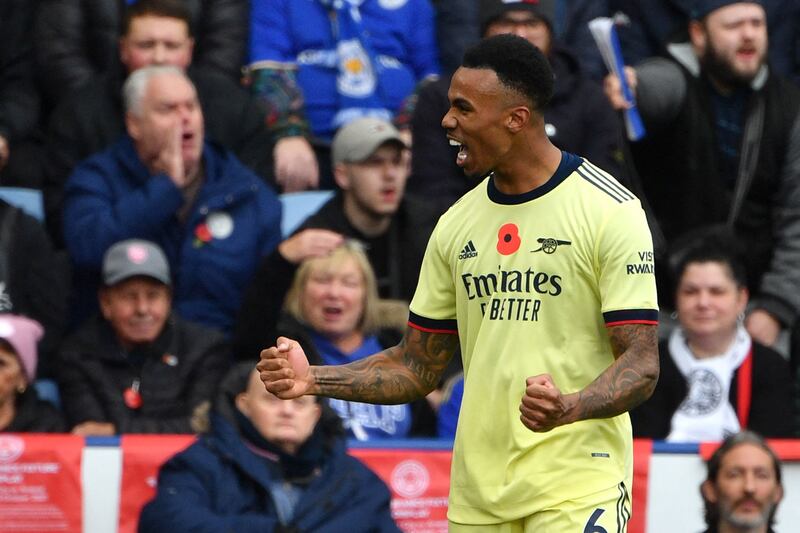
[433,0,610,79]
[57,239,232,436]
[62,65,282,336]
[234,118,444,435]
[235,117,439,356]
[0,314,65,432]
[603,0,800,354]
[407,0,625,215]
[614,0,800,86]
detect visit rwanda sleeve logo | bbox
[626,251,655,274]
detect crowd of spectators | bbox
[2,0,800,475]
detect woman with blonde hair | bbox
[235,237,438,438]
[278,240,425,439]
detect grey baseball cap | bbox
[331,117,407,165]
[102,239,171,287]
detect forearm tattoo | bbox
[311,328,459,404]
[573,324,659,421]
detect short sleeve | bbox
[597,201,659,326]
[408,223,458,333]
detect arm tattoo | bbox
[310,327,459,404]
[572,324,659,422]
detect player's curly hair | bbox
[461,34,554,113]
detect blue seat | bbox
[0,187,44,221]
[33,379,61,409]
[279,190,335,237]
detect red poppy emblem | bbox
[497,223,522,255]
[123,387,142,409]
[193,223,213,248]
[195,223,212,242]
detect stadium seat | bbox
[279,190,335,237]
[34,379,62,409]
[0,186,44,221]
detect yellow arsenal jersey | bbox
[409,152,658,524]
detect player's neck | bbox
[492,138,561,195]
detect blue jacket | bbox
[63,136,282,333]
[138,414,400,533]
[249,0,440,141]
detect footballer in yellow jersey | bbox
[409,151,658,527]
[258,34,659,533]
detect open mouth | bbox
[449,138,468,167]
[322,306,342,320]
[380,188,397,201]
[737,47,757,60]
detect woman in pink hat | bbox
[0,314,65,432]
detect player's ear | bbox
[506,105,530,133]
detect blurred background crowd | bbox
[2,0,800,518]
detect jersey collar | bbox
[487,151,582,205]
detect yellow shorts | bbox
[448,482,631,533]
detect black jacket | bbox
[33,0,248,105]
[58,314,232,433]
[0,200,69,378]
[632,46,800,323]
[4,389,66,433]
[0,0,39,143]
[43,66,274,246]
[616,0,800,84]
[630,339,795,439]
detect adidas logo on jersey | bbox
[458,241,478,260]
